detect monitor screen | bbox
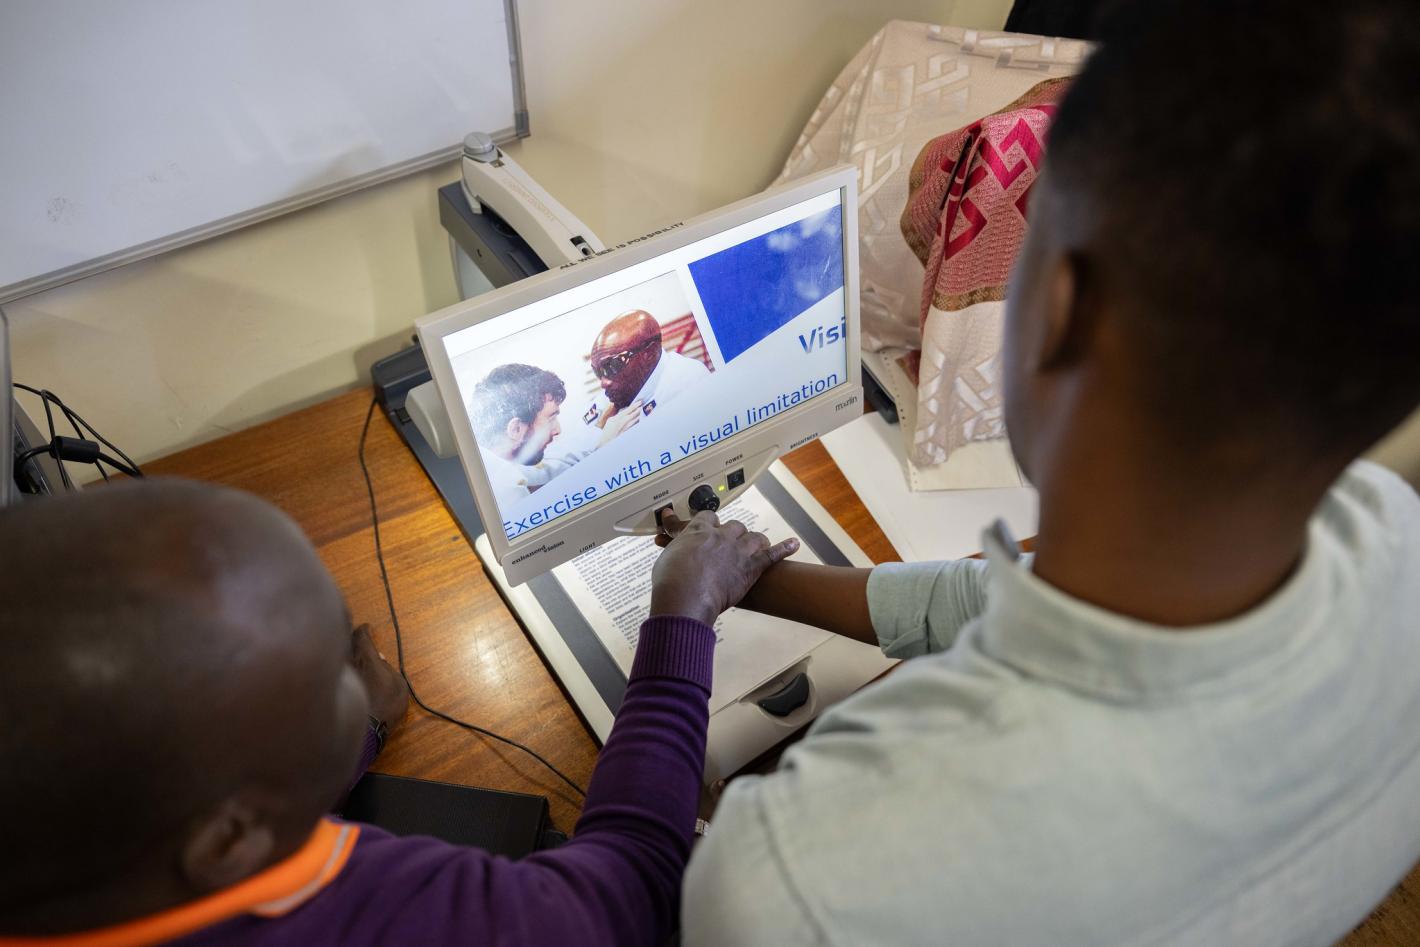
[438,188,851,544]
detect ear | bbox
[503,416,528,443]
[1030,250,1092,374]
[181,798,276,893]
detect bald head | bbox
[593,309,661,357]
[591,310,663,408]
[0,480,368,929]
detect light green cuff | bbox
[867,561,953,659]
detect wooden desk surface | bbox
[146,388,1415,946]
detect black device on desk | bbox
[341,773,564,855]
[4,306,66,500]
[861,365,898,424]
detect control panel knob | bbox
[688,484,720,514]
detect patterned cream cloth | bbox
[777,21,1087,485]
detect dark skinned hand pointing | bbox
[650,510,799,628]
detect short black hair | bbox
[469,363,566,443]
[1046,0,1420,455]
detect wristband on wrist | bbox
[368,715,388,754]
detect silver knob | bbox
[462,132,498,162]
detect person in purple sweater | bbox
[0,479,795,946]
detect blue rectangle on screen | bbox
[687,206,843,363]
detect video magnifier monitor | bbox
[418,166,862,584]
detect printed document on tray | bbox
[552,486,835,714]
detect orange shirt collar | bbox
[0,818,360,947]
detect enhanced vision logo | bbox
[509,539,565,564]
[798,314,847,353]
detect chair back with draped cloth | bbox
[900,76,1070,465]
[777,23,1086,483]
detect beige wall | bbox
[7,0,988,467]
[9,163,461,461]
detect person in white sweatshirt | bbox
[673,1,1420,943]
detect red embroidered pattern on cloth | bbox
[901,77,1072,332]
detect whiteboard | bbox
[0,0,527,302]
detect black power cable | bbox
[59,400,109,482]
[357,396,587,799]
[12,383,143,483]
[53,394,140,477]
[17,383,72,489]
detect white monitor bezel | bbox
[417,165,861,582]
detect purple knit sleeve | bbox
[329,725,383,811]
[350,726,381,787]
[477,615,716,947]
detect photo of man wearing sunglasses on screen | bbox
[582,309,711,434]
[461,298,717,514]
